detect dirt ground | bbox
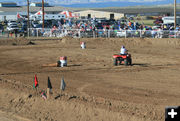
[0,37,180,121]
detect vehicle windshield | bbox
[10,25,18,28]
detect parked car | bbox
[32,21,42,28]
[7,25,19,32]
[7,21,17,26]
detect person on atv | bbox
[120,45,127,55]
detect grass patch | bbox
[131,19,154,27]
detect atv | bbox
[113,53,132,66]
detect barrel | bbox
[60,56,67,67]
[80,42,86,49]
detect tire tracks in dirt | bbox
[0,63,180,76]
[77,83,92,97]
[0,110,32,121]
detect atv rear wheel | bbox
[113,58,118,66]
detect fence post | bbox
[50,29,52,37]
[93,30,95,38]
[125,30,127,38]
[140,30,142,38]
[78,30,81,38]
[108,30,110,38]
[28,28,30,38]
[37,28,38,37]
[106,30,107,38]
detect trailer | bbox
[162,16,180,25]
[0,12,26,21]
[0,14,18,21]
[30,14,66,21]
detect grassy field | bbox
[130,19,154,27]
[137,19,154,26]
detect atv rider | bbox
[120,45,127,55]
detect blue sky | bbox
[1,0,180,6]
[2,0,179,3]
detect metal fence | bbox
[28,28,180,38]
[0,29,180,38]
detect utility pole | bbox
[27,0,30,36]
[42,0,45,31]
[174,0,176,29]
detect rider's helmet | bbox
[121,45,125,48]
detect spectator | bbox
[51,26,57,37]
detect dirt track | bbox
[0,37,180,121]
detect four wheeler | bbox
[113,53,132,66]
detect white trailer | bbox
[0,14,18,21]
[162,16,180,25]
[30,14,66,21]
[0,12,27,21]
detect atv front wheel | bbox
[124,59,128,66]
[129,58,132,65]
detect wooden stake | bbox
[174,0,177,29]
[47,88,50,99]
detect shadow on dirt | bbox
[27,41,36,45]
[132,63,149,67]
[67,64,82,67]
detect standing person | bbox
[51,26,57,37]
[1,25,4,35]
[14,29,18,38]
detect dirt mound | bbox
[148,38,180,47]
[79,38,180,48]
[61,36,74,43]
[0,38,36,46]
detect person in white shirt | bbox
[120,45,127,55]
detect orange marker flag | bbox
[33,74,38,88]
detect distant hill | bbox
[0,0,179,8]
[59,1,179,8]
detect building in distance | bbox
[0,2,17,7]
[30,2,51,7]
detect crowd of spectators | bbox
[49,17,179,31]
[45,17,179,38]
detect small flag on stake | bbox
[48,76,52,89]
[17,13,24,19]
[60,77,66,91]
[41,91,47,100]
[33,74,38,89]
